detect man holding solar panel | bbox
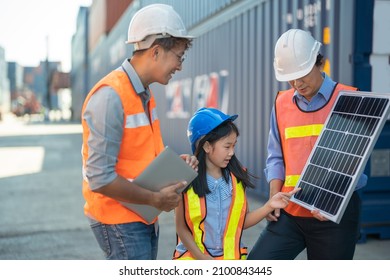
[248,29,367,260]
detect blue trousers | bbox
[90,221,159,260]
[248,192,361,260]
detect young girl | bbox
[173,107,299,260]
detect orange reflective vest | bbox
[173,174,248,260]
[81,69,164,224]
[276,83,357,217]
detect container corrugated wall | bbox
[87,4,137,88]
[71,7,90,121]
[141,0,237,28]
[105,0,134,33]
[358,0,390,242]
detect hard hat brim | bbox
[274,63,314,82]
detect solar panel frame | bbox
[291,91,390,223]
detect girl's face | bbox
[204,132,237,171]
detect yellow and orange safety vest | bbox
[173,174,248,260]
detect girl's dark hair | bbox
[187,120,257,197]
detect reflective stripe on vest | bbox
[285,124,323,139]
[223,179,246,260]
[125,108,158,128]
[174,174,247,260]
[187,187,206,254]
[275,83,357,217]
[284,175,300,187]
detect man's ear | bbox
[151,45,159,59]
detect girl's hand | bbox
[268,188,301,210]
[180,154,199,172]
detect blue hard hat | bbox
[187,107,238,153]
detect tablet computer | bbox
[119,146,198,223]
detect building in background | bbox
[23,61,62,119]
[7,61,25,116]
[49,71,72,120]
[0,46,10,120]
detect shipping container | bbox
[71,0,390,242]
[87,3,136,87]
[88,0,133,51]
[71,6,89,121]
[358,0,390,242]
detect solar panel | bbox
[291,91,390,223]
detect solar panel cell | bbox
[294,182,319,205]
[324,172,351,195]
[316,191,342,215]
[358,97,388,116]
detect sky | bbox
[0,0,92,72]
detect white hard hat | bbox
[273,29,321,81]
[126,4,194,50]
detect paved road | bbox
[0,115,389,260]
